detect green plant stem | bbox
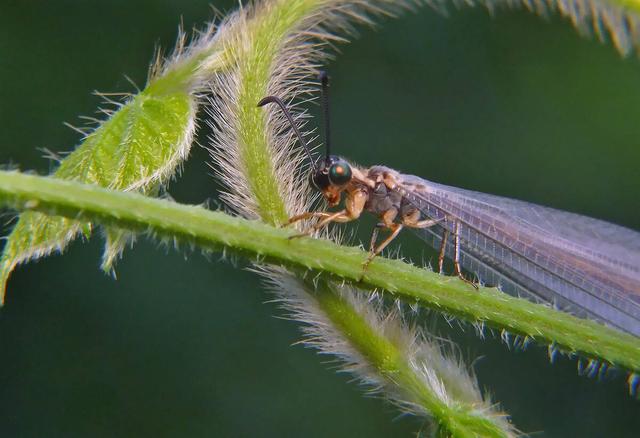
[1,170,638,373]
[232,0,320,225]
[311,278,509,437]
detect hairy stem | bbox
[0,171,637,374]
[309,279,510,437]
[230,0,319,225]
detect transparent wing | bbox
[396,172,640,336]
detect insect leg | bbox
[452,220,479,289]
[438,229,449,274]
[314,210,353,228]
[400,207,443,230]
[287,210,352,239]
[361,208,401,272]
[401,209,447,272]
[361,224,404,273]
[369,223,403,258]
[285,211,334,227]
[287,190,366,238]
[368,223,384,253]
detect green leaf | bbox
[0,89,196,303]
[101,228,136,274]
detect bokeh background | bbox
[1,1,639,436]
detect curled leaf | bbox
[0,89,196,302]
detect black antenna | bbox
[319,71,331,159]
[257,96,317,172]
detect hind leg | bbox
[451,221,478,289]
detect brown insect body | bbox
[290,162,454,274]
[319,165,419,225]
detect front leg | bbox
[287,210,353,240]
[287,189,367,238]
[285,211,339,227]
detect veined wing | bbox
[394,170,640,336]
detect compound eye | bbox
[328,161,352,186]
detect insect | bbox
[258,72,640,337]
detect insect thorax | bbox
[364,166,404,215]
[365,166,416,221]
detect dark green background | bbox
[1,1,639,436]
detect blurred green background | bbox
[1,1,639,436]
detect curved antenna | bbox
[319,71,331,159]
[257,96,317,172]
